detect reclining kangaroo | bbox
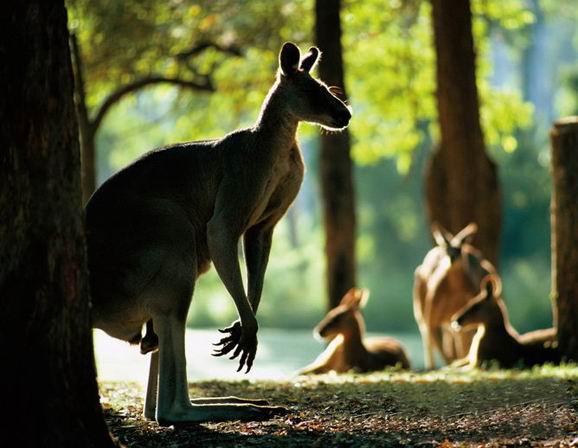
[87,42,351,424]
[451,275,560,368]
[299,288,411,374]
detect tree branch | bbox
[176,41,242,60]
[91,76,214,132]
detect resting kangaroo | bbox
[299,288,411,374]
[87,42,351,424]
[451,275,560,368]
[413,223,496,369]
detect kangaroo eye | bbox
[328,86,343,98]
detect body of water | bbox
[94,328,423,384]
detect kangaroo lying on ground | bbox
[451,275,560,368]
[413,223,496,369]
[87,42,351,424]
[299,288,411,374]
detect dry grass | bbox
[101,365,578,447]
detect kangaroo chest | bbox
[247,145,304,227]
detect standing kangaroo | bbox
[299,288,411,374]
[87,42,351,424]
[413,223,496,369]
[451,275,560,368]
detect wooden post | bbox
[550,116,578,360]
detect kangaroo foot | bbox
[157,403,288,425]
[190,396,271,406]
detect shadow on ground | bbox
[101,368,578,447]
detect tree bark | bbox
[0,1,116,446]
[550,116,578,361]
[426,0,501,264]
[315,0,357,309]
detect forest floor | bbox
[101,365,578,447]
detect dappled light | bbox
[3,0,578,446]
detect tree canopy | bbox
[67,0,578,333]
[69,0,536,169]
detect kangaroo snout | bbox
[314,325,327,341]
[451,319,462,331]
[331,107,352,129]
[336,107,352,126]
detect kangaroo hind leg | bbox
[145,257,285,424]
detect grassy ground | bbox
[101,365,578,447]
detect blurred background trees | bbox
[67,0,578,336]
[427,0,501,264]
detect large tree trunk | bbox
[315,0,357,309]
[550,116,578,361]
[426,0,501,264]
[0,2,116,446]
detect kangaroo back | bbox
[519,328,560,365]
[452,275,560,368]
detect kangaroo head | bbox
[451,274,503,330]
[276,42,352,130]
[432,222,478,263]
[314,288,368,340]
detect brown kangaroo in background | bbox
[451,275,559,368]
[413,223,496,369]
[87,42,352,424]
[299,288,411,374]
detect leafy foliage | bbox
[344,0,533,172]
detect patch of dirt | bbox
[101,370,578,447]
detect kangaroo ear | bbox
[279,42,301,76]
[356,288,370,309]
[452,222,478,246]
[432,222,451,248]
[300,47,320,73]
[490,274,502,298]
[339,288,358,307]
[481,274,502,299]
[340,288,369,310]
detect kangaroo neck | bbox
[253,82,298,155]
[482,321,514,342]
[485,300,519,339]
[341,318,368,363]
[482,311,519,347]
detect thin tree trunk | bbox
[426,0,501,264]
[550,116,578,361]
[71,33,97,204]
[315,0,357,309]
[0,2,116,446]
[82,130,97,203]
